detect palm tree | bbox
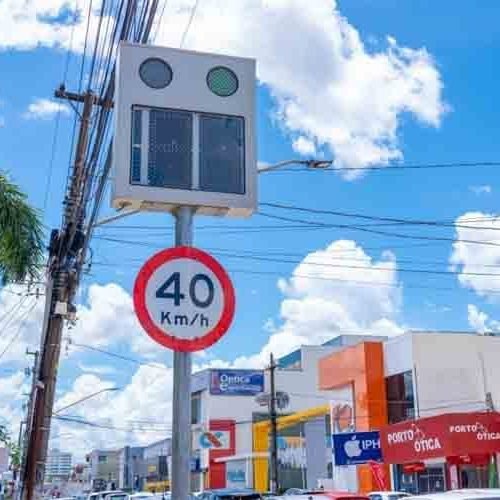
[0,172,44,285]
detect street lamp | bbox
[53,387,120,415]
[258,158,333,173]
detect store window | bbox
[386,371,415,424]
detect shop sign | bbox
[226,469,246,483]
[209,369,264,395]
[333,431,382,465]
[199,430,231,450]
[381,412,500,464]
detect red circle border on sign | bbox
[133,246,236,352]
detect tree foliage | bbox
[0,172,44,285]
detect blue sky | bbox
[2,0,500,452]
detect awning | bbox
[380,412,500,463]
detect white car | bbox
[129,494,154,500]
[405,490,500,500]
[369,492,410,500]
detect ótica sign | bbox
[133,246,235,352]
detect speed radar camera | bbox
[112,42,256,217]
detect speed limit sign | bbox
[133,246,235,352]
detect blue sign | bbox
[210,369,264,396]
[227,469,246,483]
[332,431,382,465]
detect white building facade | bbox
[46,449,73,482]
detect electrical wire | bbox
[259,211,500,249]
[267,160,500,174]
[261,202,500,232]
[0,300,38,361]
[66,340,171,371]
[153,0,169,41]
[180,0,200,47]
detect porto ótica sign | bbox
[133,246,235,352]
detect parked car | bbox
[275,491,369,500]
[369,491,410,500]
[284,491,324,496]
[88,491,125,500]
[405,491,500,500]
[128,493,154,500]
[196,489,262,500]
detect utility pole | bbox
[22,92,95,500]
[268,353,279,495]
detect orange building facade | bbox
[319,341,389,493]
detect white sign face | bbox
[113,42,256,217]
[146,258,223,339]
[134,247,235,352]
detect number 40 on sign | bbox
[133,247,236,352]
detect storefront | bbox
[380,412,500,494]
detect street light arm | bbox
[53,387,120,415]
[258,158,333,173]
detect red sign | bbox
[134,246,235,352]
[369,461,389,490]
[381,412,500,463]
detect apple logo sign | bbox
[344,435,362,458]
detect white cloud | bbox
[51,366,173,457]
[24,98,70,120]
[467,304,500,335]
[0,371,27,437]
[156,0,447,176]
[0,0,112,53]
[0,116,5,128]
[77,362,117,376]
[469,185,492,195]
[68,282,165,359]
[292,136,317,156]
[467,304,490,334]
[450,212,500,300]
[216,240,403,368]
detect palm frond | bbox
[0,172,44,285]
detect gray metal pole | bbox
[171,206,193,500]
[269,353,279,494]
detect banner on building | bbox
[210,370,264,395]
[333,431,382,465]
[368,460,389,490]
[381,412,500,464]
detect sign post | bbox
[172,206,193,500]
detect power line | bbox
[266,160,500,174]
[153,0,169,41]
[261,202,500,232]
[66,340,171,371]
[0,300,38,361]
[180,0,200,47]
[259,211,500,249]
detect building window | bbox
[386,370,415,424]
[191,392,201,424]
[98,455,108,463]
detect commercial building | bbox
[190,334,385,492]
[189,331,500,494]
[118,446,145,491]
[143,438,171,492]
[88,449,120,490]
[319,331,500,494]
[46,449,73,482]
